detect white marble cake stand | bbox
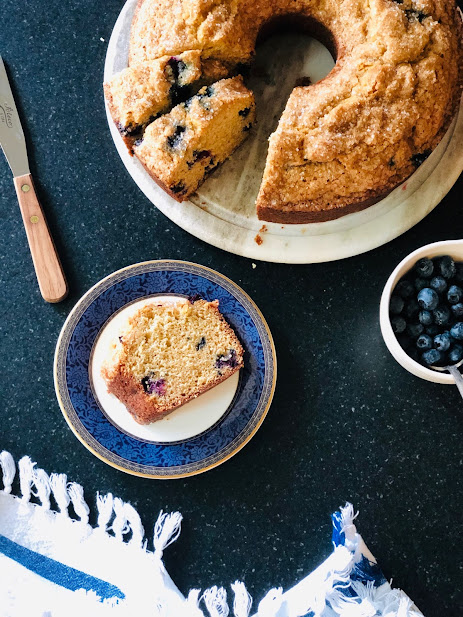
[104,0,463,264]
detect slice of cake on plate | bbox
[101,297,244,425]
[132,75,255,201]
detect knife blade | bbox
[0,57,29,177]
[0,56,67,303]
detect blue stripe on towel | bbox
[0,534,125,601]
[331,511,345,547]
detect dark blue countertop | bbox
[0,2,462,614]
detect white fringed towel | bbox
[0,449,424,617]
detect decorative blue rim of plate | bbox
[54,261,277,479]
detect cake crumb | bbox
[100,37,105,42]
[254,234,263,245]
[259,225,268,233]
[251,263,257,269]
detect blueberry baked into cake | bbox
[106,0,462,222]
[133,76,255,200]
[101,297,244,424]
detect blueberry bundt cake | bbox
[101,297,244,424]
[120,0,462,223]
[133,76,255,201]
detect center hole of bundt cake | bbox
[250,24,335,135]
[192,19,334,215]
[256,14,338,61]
[251,14,336,121]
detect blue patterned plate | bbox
[54,261,276,478]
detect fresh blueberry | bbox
[418,310,433,326]
[414,278,428,292]
[449,344,463,364]
[391,316,407,334]
[414,257,434,278]
[434,332,451,352]
[447,285,463,304]
[451,303,463,318]
[438,255,456,279]
[421,348,442,366]
[429,276,447,294]
[404,299,420,319]
[416,334,432,350]
[433,305,450,326]
[407,322,424,338]
[450,322,463,340]
[389,295,404,314]
[395,279,414,299]
[417,288,439,310]
[426,324,441,337]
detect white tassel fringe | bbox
[153,510,182,557]
[67,482,90,524]
[0,450,15,493]
[232,581,252,617]
[49,473,70,517]
[203,586,229,617]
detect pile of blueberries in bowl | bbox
[389,255,463,367]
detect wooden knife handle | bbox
[13,173,68,303]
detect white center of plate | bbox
[90,295,240,443]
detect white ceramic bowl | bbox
[380,240,463,384]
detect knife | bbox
[0,56,68,303]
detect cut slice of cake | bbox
[104,51,229,151]
[101,297,244,425]
[132,76,255,201]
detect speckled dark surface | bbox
[0,2,462,615]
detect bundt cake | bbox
[108,0,462,223]
[132,76,255,201]
[101,297,244,425]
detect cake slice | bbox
[132,76,255,201]
[104,51,229,150]
[101,297,244,425]
[104,51,203,149]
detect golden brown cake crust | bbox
[127,0,462,223]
